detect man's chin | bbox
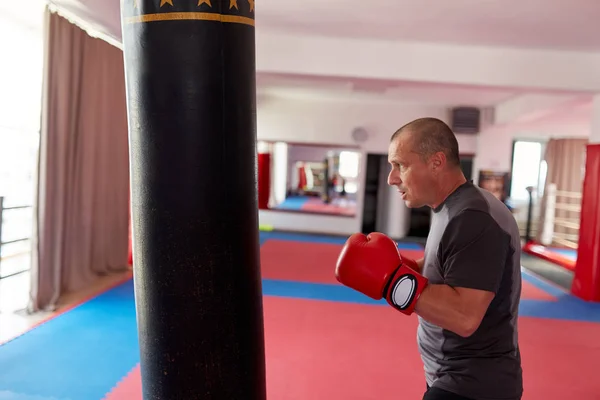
[403,199,423,208]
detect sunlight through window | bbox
[510,141,543,201]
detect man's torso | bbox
[417,182,523,400]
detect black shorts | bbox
[423,385,474,400]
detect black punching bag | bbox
[120,0,266,398]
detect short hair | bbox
[391,117,461,167]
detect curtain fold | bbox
[536,138,587,248]
[29,9,130,312]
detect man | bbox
[335,118,523,400]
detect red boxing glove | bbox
[383,256,428,315]
[335,232,401,300]
[335,232,428,315]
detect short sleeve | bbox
[439,209,511,294]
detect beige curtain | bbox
[29,9,130,312]
[536,138,587,248]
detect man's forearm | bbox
[414,284,483,338]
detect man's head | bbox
[387,117,464,208]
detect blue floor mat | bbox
[548,247,577,261]
[272,196,309,210]
[0,281,140,400]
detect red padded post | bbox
[571,143,600,302]
[257,152,271,210]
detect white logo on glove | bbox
[391,275,416,309]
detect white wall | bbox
[256,97,476,236]
[257,97,478,154]
[473,104,591,233]
[258,209,360,236]
[473,105,591,182]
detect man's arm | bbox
[413,210,510,337]
[335,211,511,331]
[414,285,494,337]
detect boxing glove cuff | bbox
[384,264,428,315]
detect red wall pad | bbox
[571,144,600,302]
[258,153,271,210]
[522,241,576,272]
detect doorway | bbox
[361,154,382,234]
[361,154,475,238]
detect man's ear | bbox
[431,151,446,170]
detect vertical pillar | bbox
[120,0,267,398]
[571,95,600,302]
[540,183,556,246]
[524,186,534,243]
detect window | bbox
[538,160,548,198]
[338,151,360,179]
[510,140,544,202]
[0,5,45,282]
[338,151,360,194]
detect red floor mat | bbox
[521,281,557,301]
[260,240,555,300]
[260,240,344,284]
[104,297,600,400]
[260,239,424,285]
[518,317,600,398]
[104,366,140,400]
[301,198,357,216]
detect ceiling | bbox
[16,0,600,120]
[256,73,519,107]
[255,0,600,51]
[45,0,600,52]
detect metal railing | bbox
[0,196,33,280]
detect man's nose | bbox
[387,169,400,186]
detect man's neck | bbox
[430,170,467,210]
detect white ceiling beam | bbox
[493,94,594,126]
[256,30,600,93]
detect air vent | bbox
[451,107,480,134]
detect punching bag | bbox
[120,1,267,398]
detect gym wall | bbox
[256,97,478,236]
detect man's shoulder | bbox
[445,182,491,215]
[444,183,516,237]
[439,206,511,258]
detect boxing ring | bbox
[522,183,579,272]
[522,143,600,303]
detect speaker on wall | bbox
[450,107,480,134]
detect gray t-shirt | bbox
[418,181,523,400]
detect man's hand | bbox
[335,232,429,315]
